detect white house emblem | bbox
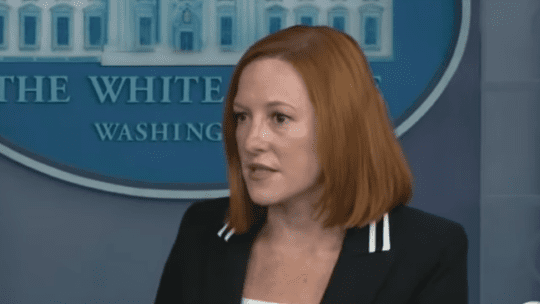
[0,0,470,199]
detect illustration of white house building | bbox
[0,0,393,65]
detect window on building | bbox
[365,17,377,45]
[359,5,383,51]
[328,7,348,33]
[84,3,106,50]
[89,16,102,46]
[295,6,317,27]
[24,16,36,45]
[221,16,232,46]
[267,5,286,36]
[134,1,156,50]
[270,17,281,34]
[300,16,312,26]
[217,6,235,51]
[0,3,7,50]
[333,16,345,31]
[0,16,4,46]
[140,17,152,46]
[51,4,73,50]
[57,17,69,46]
[181,31,193,51]
[155,0,160,44]
[19,4,41,50]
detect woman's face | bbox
[233,57,323,206]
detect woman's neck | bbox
[258,202,346,255]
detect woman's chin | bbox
[248,192,280,206]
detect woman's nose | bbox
[243,120,270,152]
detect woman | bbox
[155,25,468,304]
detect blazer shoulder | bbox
[392,205,468,244]
[181,196,229,227]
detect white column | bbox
[117,0,131,51]
[205,1,213,52]
[127,0,134,51]
[108,0,118,50]
[386,0,393,57]
[122,0,129,51]
[73,5,84,54]
[254,0,261,41]
[353,4,360,44]
[8,1,18,55]
[152,0,168,53]
[239,0,247,49]
[160,0,167,49]
[286,3,294,29]
[318,0,327,26]
[41,2,51,55]
[204,1,211,52]
[118,0,124,50]
[252,0,257,42]
[348,2,355,39]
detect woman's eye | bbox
[273,112,290,125]
[233,111,290,126]
[233,112,246,122]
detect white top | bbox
[242,298,281,304]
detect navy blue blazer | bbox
[155,197,468,303]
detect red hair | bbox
[222,25,414,234]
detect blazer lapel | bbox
[216,218,265,304]
[224,238,254,304]
[320,224,396,304]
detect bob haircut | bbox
[222,25,414,235]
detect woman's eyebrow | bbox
[233,100,296,110]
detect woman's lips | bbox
[248,168,277,181]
